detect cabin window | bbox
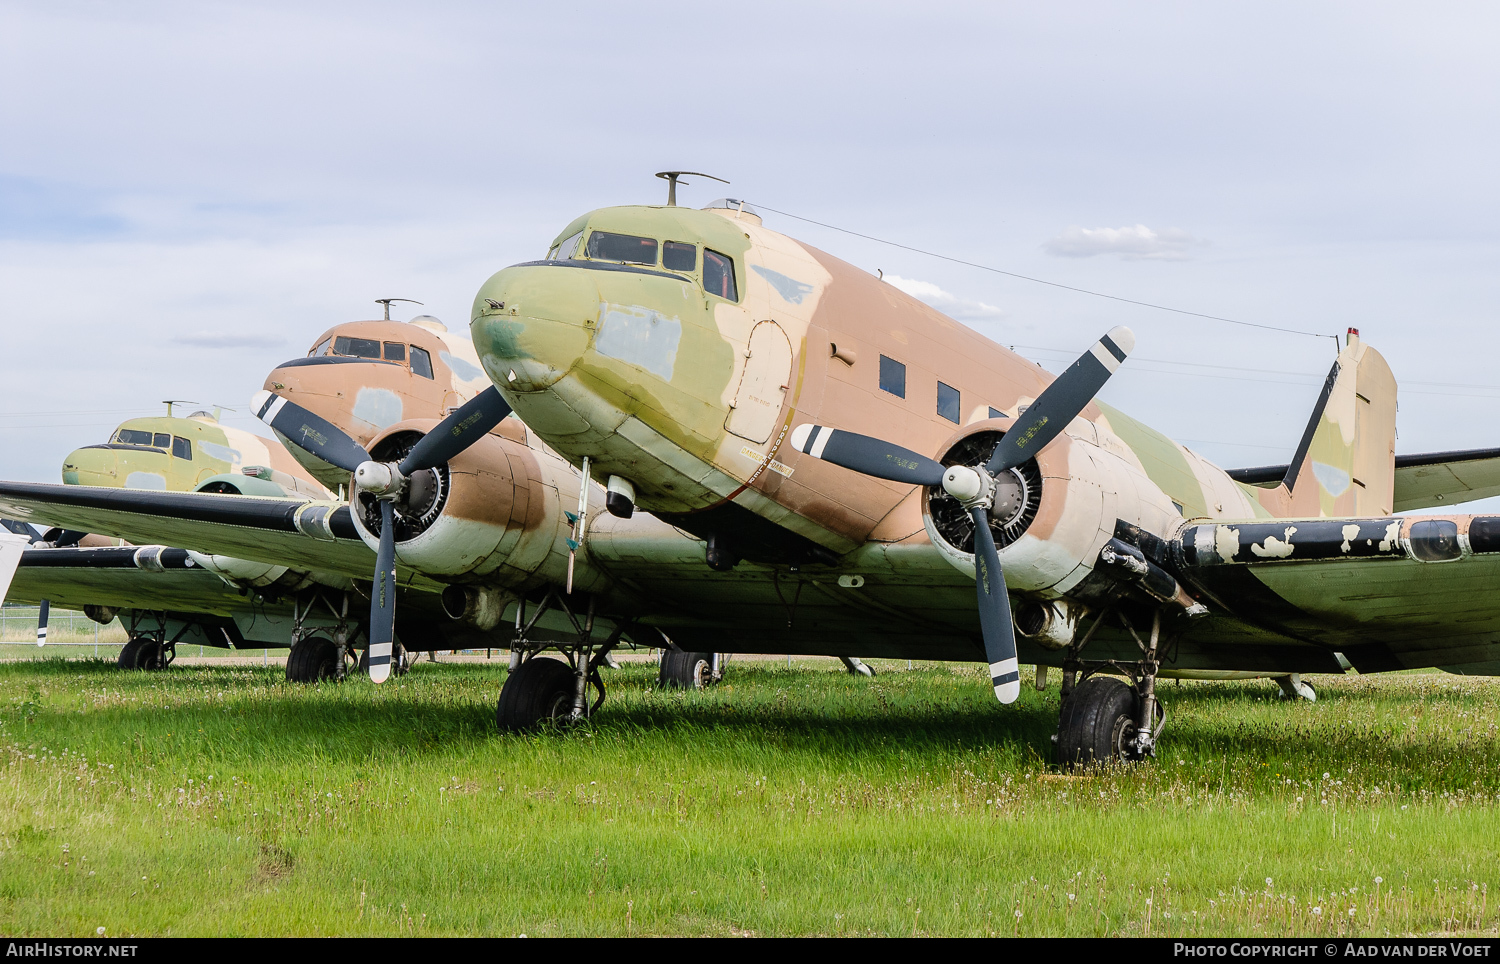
[937,382,960,423]
[1409,519,1461,562]
[383,342,407,362]
[333,336,382,359]
[703,249,738,301]
[309,337,332,357]
[548,230,583,261]
[879,355,906,398]
[989,407,1006,419]
[114,429,154,446]
[410,346,434,379]
[171,437,192,460]
[663,241,697,272]
[587,231,658,266]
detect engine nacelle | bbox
[351,419,604,590]
[921,418,1181,599]
[187,550,320,592]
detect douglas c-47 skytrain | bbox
[7,178,1500,764]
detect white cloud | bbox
[1043,225,1207,260]
[883,275,1004,321]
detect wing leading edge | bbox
[1176,513,1500,673]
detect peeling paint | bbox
[1379,520,1401,552]
[1215,524,1239,562]
[594,303,682,381]
[124,472,166,490]
[1312,461,1352,496]
[352,387,404,430]
[199,441,241,465]
[1340,523,1361,553]
[1251,526,1298,558]
[751,264,814,305]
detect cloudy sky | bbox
[4,1,1500,508]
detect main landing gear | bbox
[1053,608,1167,767]
[658,650,726,690]
[116,612,179,671]
[496,590,621,732]
[284,591,367,684]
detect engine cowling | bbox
[350,419,597,589]
[921,417,1177,599]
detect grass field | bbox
[2,655,1499,937]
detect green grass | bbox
[2,657,1499,936]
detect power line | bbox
[750,201,1341,344]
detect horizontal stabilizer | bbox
[1230,446,1500,512]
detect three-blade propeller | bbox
[789,326,1133,704]
[253,386,514,681]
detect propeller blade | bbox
[789,423,947,486]
[366,500,397,683]
[36,598,49,648]
[397,386,513,475]
[987,326,1134,474]
[251,390,371,474]
[971,507,1020,704]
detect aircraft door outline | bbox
[726,320,793,445]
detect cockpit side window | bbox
[703,249,738,301]
[152,432,171,449]
[410,346,434,379]
[586,231,658,266]
[548,230,584,261]
[114,428,154,446]
[309,337,332,357]
[333,336,382,359]
[171,437,192,460]
[663,241,697,272]
[383,342,407,362]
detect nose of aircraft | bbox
[470,263,600,393]
[61,445,120,486]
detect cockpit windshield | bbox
[586,231,658,266]
[333,336,382,359]
[547,230,583,261]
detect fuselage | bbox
[469,201,1308,601]
[62,411,328,499]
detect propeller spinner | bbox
[253,386,514,681]
[790,326,1134,704]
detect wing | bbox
[1390,448,1500,511]
[1176,514,1500,673]
[0,482,386,584]
[9,546,258,613]
[1228,447,1500,511]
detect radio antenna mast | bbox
[375,298,423,320]
[654,171,728,207]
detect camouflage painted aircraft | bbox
[4,404,334,666]
[1,314,610,681]
[8,185,1500,762]
[61,403,329,499]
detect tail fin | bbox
[1277,330,1397,517]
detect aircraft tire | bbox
[1055,676,1141,768]
[117,635,168,671]
[286,636,339,683]
[659,650,714,690]
[495,657,577,732]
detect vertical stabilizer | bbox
[1278,330,1397,517]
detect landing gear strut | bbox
[285,591,359,683]
[1054,608,1167,767]
[496,590,621,732]
[117,612,178,671]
